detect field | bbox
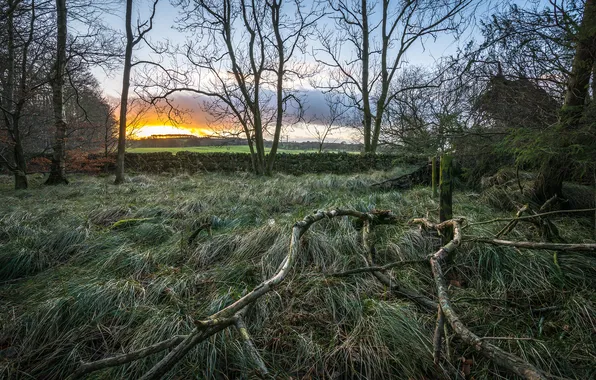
[126,146,343,154]
[0,171,594,379]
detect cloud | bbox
[129,89,360,142]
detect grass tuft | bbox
[0,172,593,379]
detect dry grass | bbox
[0,170,594,379]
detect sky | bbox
[90,0,503,142]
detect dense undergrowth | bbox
[0,170,594,379]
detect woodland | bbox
[1,0,595,379]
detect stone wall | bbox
[124,152,419,175]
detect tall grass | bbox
[0,172,594,379]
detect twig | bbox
[362,220,438,312]
[71,335,188,378]
[452,297,561,313]
[479,337,542,342]
[468,238,596,253]
[327,259,428,277]
[539,194,560,213]
[463,208,596,229]
[234,313,269,377]
[433,305,445,366]
[495,204,529,238]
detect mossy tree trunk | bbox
[432,156,438,198]
[534,0,596,201]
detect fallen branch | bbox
[71,335,188,378]
[452,297,561,313]
[427,219,548,379]
[469,238,596,253]
[479,337,542,342]
[234,311,269,377]
[463,208,596,229]
[327,259,427,277]
[140,209,372,380]
[362,220,438,312]
[433,306,445,366]
[495,204,529,238]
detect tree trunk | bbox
[266,0,284,175]
[361,0,373,153]
[13,120,28,190]
[252,111,266,175]
[46,0,68,185]
[3,2,27,190]
[115,0,134,185]
[534,0,596,201]
[432,156,438,198]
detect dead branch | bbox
[362,219,438,312]
[426,219,548,380]
[495,204,529,238]
[71,335,188,378]
[479,337,542,342]
[452,297,561,313]
[327,259,428,277]
[234,311,269,377]
[539,194,561,212]
[433,306,445,366]
[470,238,596,253]
[411,218,463,260]
[76,209,402,379]
[464,208,596,229]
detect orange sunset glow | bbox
[127,98,216,138]
[132,125,213,138]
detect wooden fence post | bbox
[439,154,453,246]
[431,156,438,198]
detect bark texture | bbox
[46,0,69,185]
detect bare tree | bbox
[315,0,475,154]
[306,92,349,152]
[143,0,322,174]
[0,0,54,189]
[114,0,159,184]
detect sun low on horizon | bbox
[131,125,213,138]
